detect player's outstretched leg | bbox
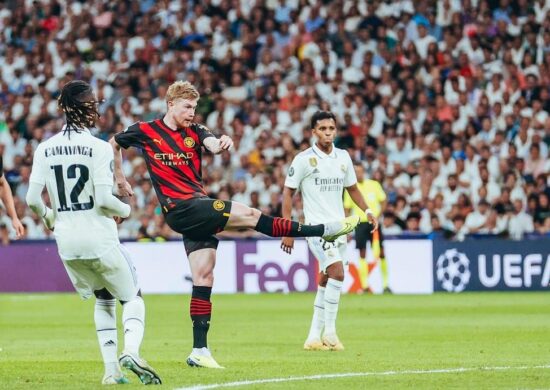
[119,296,162,385]
[226,202,359,242]
[94,291,129,385]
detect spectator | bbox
[534,192,550,233]
[381,211,402,235]
[404,212,422,233]
[508,199,535,240]
[450,214,468,242]
[465,199,491,234]
[0,0,546,243]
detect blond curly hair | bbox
[166,81,200,102]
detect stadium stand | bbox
[0,0,548,243]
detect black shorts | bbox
[165,197,232,255]
[355,222,384,250]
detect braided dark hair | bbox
[58,80,99,136]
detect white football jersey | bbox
[285,144,357,225]
[29,128,119,260]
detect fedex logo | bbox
[236,241,317,293]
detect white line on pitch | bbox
[174,364,550,390]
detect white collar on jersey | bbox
[312,143,337,159]
[61,124,91,134]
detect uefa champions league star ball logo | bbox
[436,248,471,292]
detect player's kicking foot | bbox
[119,351,162,385]
[187,349,225,369]
[303,338,330,351]
[322,334,345,351]
[322,215,360,242]
[102,372,129,385]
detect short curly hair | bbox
[166,81,200,102]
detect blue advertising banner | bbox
[433,239,550,292]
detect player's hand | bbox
[281,236,294,254]
[43,208,55,231]
[366,210,379,232]
[113,216,126,224]
[219,135,233,151]
[116,180,134,197]
[11,217,25,239]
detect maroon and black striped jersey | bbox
[114,119,216,211]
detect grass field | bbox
[0,292,549,389]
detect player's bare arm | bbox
[203,133,233,154]
[0,174,24,237]
[344,207,351,217]
[108,137,134,197]
[346,184,379,232]
[280,186,297,254]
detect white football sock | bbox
[324,279,343,335]
[192,347,212,357]
[122,296,145,356]
[94,299,119,375]
[306,286,325,341]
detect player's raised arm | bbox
[197,124,233,154]
[108,136,133,197]
[203,134,233,154]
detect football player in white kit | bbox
[281,111,378,351]
[26,81,161,385]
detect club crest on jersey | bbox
[213,200,225,211]
[341,164,347,172]
[309,157,317,167]
[184,137,195,148]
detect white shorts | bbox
[306,235,348,273]
[62,245,139,301]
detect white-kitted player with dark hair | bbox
[26,80,161,385]
[281,110,378,351]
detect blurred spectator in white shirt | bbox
[508,199,535,240]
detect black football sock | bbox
[254,214,324,237]
[190,285,212,349]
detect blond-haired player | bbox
[110,81,359,368]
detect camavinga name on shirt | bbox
[44,145,93,158]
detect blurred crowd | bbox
[0,0,549,244]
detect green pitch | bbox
[0,292,548,389]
